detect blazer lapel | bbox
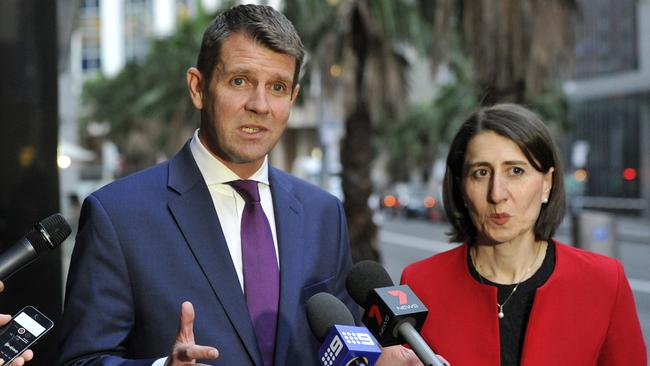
[167,143,263,365]
[269,168,305,366]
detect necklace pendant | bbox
[498,311,504,319]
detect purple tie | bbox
[228,180,279,366]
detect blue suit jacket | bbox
[58,142,356,365]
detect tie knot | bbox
[228,180,261,204]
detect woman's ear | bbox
[542,167,555,203]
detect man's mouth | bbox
[242,126,261,133]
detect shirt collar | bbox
[189,129,269,186]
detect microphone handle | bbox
[398,322,444,366]
[0,238,37,280]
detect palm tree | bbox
[82,6,217,174]
[285,0,432,261]
[431,0,576,105]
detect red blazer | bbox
[401,241,647,365]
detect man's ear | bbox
[187,67,204,109]
[290,84,300,104]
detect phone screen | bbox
[0,306,53,363]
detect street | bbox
[378,215,650,361]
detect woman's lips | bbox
[489,213,511,225]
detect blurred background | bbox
[0,0,648,363]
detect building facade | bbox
[565,0,650,217]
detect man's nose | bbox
[245,85,270,114]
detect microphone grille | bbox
[40,213,72,247]
[27,213,72,254]
[306,292,355,342]
[346,260,394,306]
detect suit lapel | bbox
[167,143,262,365]
[269,168,305,366]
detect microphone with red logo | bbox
[306,292,382,366]
[346,261,444,366]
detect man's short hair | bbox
[196,4,305,91]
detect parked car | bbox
[379,182,445,222]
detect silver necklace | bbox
[471,243,543,319]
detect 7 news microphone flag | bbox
[346,260,444,366]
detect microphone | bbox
[0,213,71,280]
[306,292,382,366]
[346,261,444,366]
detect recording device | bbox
[346,261,444,366]
[0,213,71,280]
[0,305,54,364]
[306,292,382,366]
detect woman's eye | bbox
[473,169,489,178]
[511,167,525,176]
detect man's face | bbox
[188,32,299,178]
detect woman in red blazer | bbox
[401,104,646,366]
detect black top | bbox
[467,241,556,366]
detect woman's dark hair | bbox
[443,103,566,243]
[196,4,305,92]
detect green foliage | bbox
[286,0,431,48]
[283,0,338,51]
[284,0,432,101]
[81,5,219,164]
[378,51,478,182]
[528,85,570,132]
[367,0,433,50]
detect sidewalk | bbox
[556,213,650,245]
[617,216,650,244]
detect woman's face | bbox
[462,131,554,245]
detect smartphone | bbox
[0,306,53,364]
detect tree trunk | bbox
[341,2,379,262]
[479,81,527,105]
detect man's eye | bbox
[231,78,246,87]
[272,83,286,93]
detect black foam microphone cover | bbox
[346,260,394,306]
[306,292,356,342]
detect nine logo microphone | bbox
[306,292,381,366]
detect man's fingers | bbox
[177,301,195,342]
[176,344,219,361]
[0,280,5,292]
[171,344,219,363]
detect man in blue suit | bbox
[58,4,349,365]
[58,4,423,366]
